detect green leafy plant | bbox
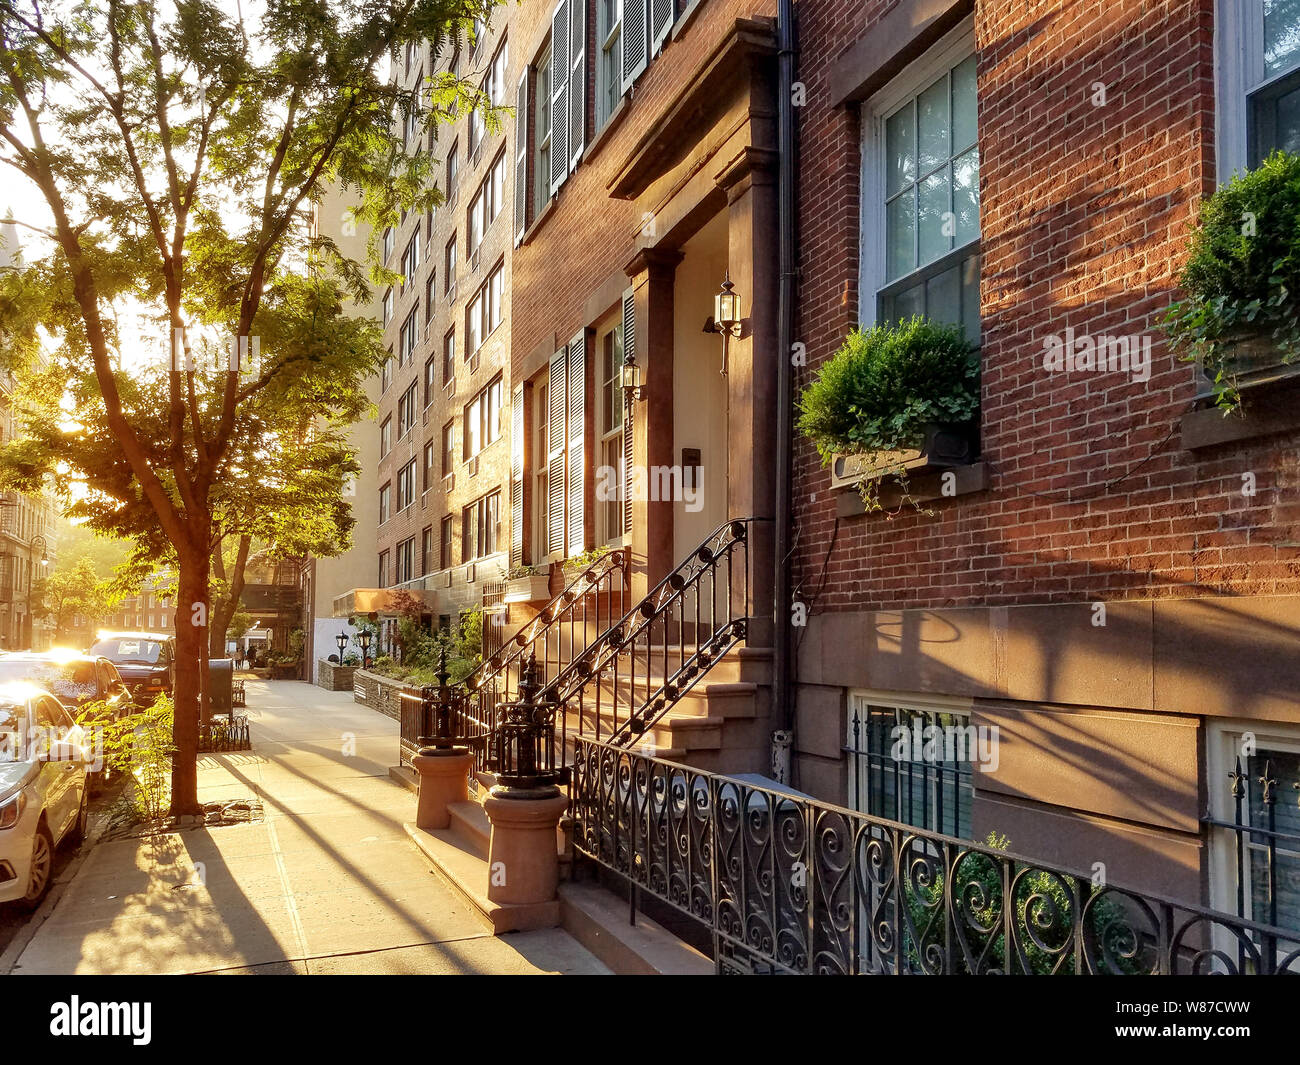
[79,695,175,824]
[504,564,542,579]
[797,317,978,512]
[1164,150,1300,410]
[563,545,614,570]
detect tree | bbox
[0,0,499,813]
[32,553,120,643]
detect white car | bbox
[0,687,90,908]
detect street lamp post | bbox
[334,631,349,660]
[358,628,373,668]
[25,533,49,650]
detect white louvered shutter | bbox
[621,0,648,94]
[549,0,570,194]
[514,72,529,243]
[566,328,587,556]
[650,0,673,54]
[569,0,587,169]
[547,347,568,556]
[621,288,636,536]
[510,383,525,567]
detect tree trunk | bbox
[170,547,208,817]
[209,534,251,658]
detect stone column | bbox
[482,787,571,906]
[410,747,473,830]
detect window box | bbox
[503,573,553,604]
[829,422,975,490]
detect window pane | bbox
[883,280,924,325]
[1265,0,1300,77]
[952,148,980,245]
[925,264,961,328]
[918,170,950,265]
[961,253,981,344]
[917,75,950,176]
[884,101,915,197]
[885,187,916,281]
[951,55,978,152]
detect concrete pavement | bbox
[8,679,609,975]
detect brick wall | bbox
[792,0,1300,614]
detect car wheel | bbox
[20,823,54,911]
[69,790,89,845]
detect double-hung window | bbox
[863,26,980,342]
[380,416,392,458]
[423,440,436,492]
[382,227,395,264]
[395,536,416,584]
[597,323,625,543]
[402,232,421,289]
[598,0,622,128]
[534,46,553,218]
[1218,0,1300,176]
[446,143,459,207]
[464,376,503,460]
[440,515,454,569]
[443,329,456,384]
[398,382,418,438]
[442,421,455,477]
[467,263,504,354]
[462,491,501,561]
[400,309,418,366]
[382,288,394,326]
[424,355,437,407]
[445,236,457,293]
[378,483,391,525]
[397,458,417,511]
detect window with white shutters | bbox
[550,0,570,194]
[510,383,525,567]
[569,0,587,169]
[547,347,568,556]
[597,0,622,129]
[621,0,648,94]
[650,0,673,55]
[566,328,587,556]
[515,71,529,241]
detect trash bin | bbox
[209,658,234,715]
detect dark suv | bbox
[86,632,176,702]
[0,652,135,717]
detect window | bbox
[381,354,393,393]
[468,262,504,354]
[464,375,503,460]
[863,33,979,342]
[421,526,434,574]
[446,142,459,204]
[445,236,457,292]
[1209,722,1300,950]
[398,382,418,438]
[397,459,417,511]
[378,483,392,525]
[423,440,436,492]
[402,232,421,289]
[425,273,436,322]
[847,695,975,840]
[598,0,622,128]
[469,186,485,253]
[469,83,487,161]
[1220,0,1300,176]
[597,324,625,543]
[378,551,389,587]
[380,416,392,457]
[442,420,456,476]
[462,490,501,561]
[440,515,454,570]
[405,100,420,146]
[470,151,509,255]
[443,329,456,384]
[395,536,416,584]
[424,355,437,406]
[400,309,419,365]
[532,380,550,560]
[534,45,553,217]
[490,40,510,106]
[382,288,394,326]
[382,227,395,263]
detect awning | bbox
[331,587,441,618]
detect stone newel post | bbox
[409,649,473,830]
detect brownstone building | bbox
[788,0,1300,933]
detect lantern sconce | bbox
[621,351,644,406]
[703,274,743,376]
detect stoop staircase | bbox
[402,519,769,971]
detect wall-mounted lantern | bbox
[621,351,644,407]
[703,274,743,376]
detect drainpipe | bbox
[771,0,798,778]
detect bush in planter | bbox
[1164,150,1300,409]
[797,317,978,510]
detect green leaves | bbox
[1164,150,1300,409]
[797,316,979,464]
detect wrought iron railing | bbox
[456,549,626,773]
[397,649,495,766]
[540,519,759,768]
[571,738,1300,976]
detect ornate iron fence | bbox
[570,738,1300,976]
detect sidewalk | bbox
[8,680,609,975]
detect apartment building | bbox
[788,0,1300,933]
[362,19,515,651]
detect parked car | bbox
[0,685,90,908]
[0,651,135,718]
[86,632,176,702]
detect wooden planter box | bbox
[503,574,552,603]
[830,423,975,489]
[316,660,358,691]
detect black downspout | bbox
[773,0,797,744]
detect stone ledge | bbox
[558,880,713,976]
[404,822,561,935]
